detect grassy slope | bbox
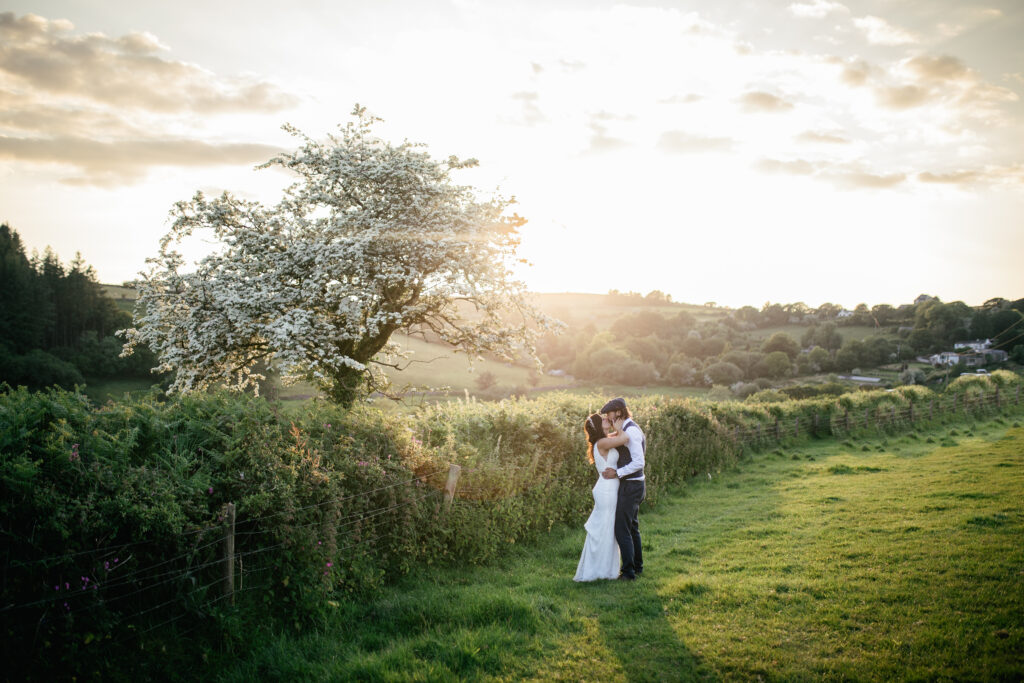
[212,419,1024,682]
[530,293,723,331]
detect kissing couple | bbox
[573,397,646,582]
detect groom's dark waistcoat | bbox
[616,419,646,481]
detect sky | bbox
[1,0,1022,309]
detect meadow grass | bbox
[210,417,1023,682]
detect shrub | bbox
[746,389,788,403]
[705,361,743,386]
[0,347,85,389]
[0,386,743,678]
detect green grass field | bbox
[530,293,724,331]
[208,418,1024,681]
[266,333,572,401]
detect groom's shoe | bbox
[617,574,636,581]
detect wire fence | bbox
[4,382,1022,662]
[0,463,455,654]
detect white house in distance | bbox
[954,339,992,352]
[929,346,1009,367]
[930,351,966,366]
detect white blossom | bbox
[120,106,557,404]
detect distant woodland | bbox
[2,222,1022,398]
[533,291,1024,397]
[0,225,158,390]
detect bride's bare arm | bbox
[595,432,628,450]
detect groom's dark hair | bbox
[600,397,631,421]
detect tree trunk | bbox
[325,365,366,407]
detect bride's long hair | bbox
[584,413,604,464]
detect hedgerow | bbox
[2,372,1021,678]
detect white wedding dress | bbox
[573,447,620,581]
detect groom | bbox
[600,397,646,581]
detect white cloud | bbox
[0,135,282,186]
[738,91,794,113]
[788,0,848,19]
[0,12,296,113]
[0,11,298,186]
[657,131,733,153]
[853,16,917,46]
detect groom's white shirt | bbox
[615,421,645,481]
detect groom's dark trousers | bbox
[615,479,645,578]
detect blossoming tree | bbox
[120,106,552,405]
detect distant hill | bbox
[100,284,137,314]
[528,292,728,330]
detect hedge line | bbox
[2,372,1021,678]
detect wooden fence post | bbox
[794,417,800,438]
[443,464,462,511]
[995,387,1000,409]
[864,407,870,430]
[929,400,934,420]
[909,403,914,422]
[813,413,820,434]
[223,502,235,604]
[774,419,781,440]
[890,406,896,425]
[757,424,762,442]
[1016,385,1020,405]
[844,410,850,432]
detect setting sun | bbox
[1,1,1021,309]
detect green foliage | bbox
[0,224,156,387]
[760,331,800,359]
[0,386,743,678]
[3,367,1021,677]
[705,361,743,386]
[753,350,792,379]
[0,347,85,389]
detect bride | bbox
[574,413,629,581]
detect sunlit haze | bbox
[2,1,1022,308]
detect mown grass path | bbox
[218,419,1024,682]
